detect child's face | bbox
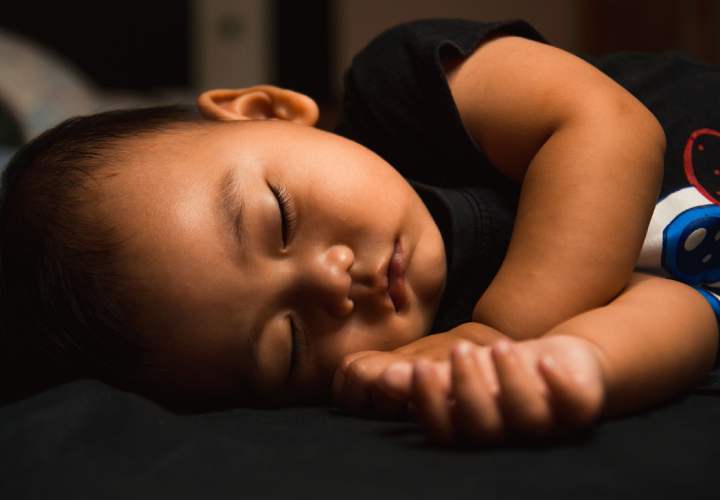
[104,118,446,404]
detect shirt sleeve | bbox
[333,18,549,191]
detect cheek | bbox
[312,169,412,224]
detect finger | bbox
[412,359,454,444]
[435,361,452,394]
[473,347,500,396]
[450,342,504,444]
[380,359,451,401]
[492,340,553,436]
[337,365,372,415]
[539,356,603,428]
[333,352,386,414]
[332,351,373,403]
[378,362,413,400]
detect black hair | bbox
[0,105,205,403]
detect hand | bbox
[331,322,508,418]
[412,335,606,445]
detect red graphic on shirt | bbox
[684,128,720,205]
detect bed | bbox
[2,379,719,498]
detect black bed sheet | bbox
[1,380,718,499]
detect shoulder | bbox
[334,18,550,188]
[348,18,548,74]
[444,35,665,181]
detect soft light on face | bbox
[101,120,447,405]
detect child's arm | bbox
[409,273,718,443]
[545,273,718,417]
[443,35,666,339]
[333,273,717,443]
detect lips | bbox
[387,239,409,312]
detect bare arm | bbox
[392,273,718,443]
[444,35,666,339]
[543,273,718,417]
[333,273,717,438]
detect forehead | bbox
[112,119,339,178]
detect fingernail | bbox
[541,356,557,369]
[494,340,511,355]
[383,363,411,390]
[453,341,472,359]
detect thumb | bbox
[331,350,390,405]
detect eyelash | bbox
[270,182,297,247]
[288,315,307,378]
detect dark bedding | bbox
[1,380,718,499]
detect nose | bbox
[298,244,354,317]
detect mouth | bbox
[387,238,409,312]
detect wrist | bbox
[541,332,617,416]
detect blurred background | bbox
[1,0,720,163]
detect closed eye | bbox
[287,315,307,382]
[269,182,297,247]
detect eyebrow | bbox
[217,167,246,260]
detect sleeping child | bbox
[2,19,719,445]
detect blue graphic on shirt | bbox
[662,204,720,285]
[659,204,720,335]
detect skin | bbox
[98,91,447,405]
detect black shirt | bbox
[410,181,514,332]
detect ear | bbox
[196,85,319,126]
